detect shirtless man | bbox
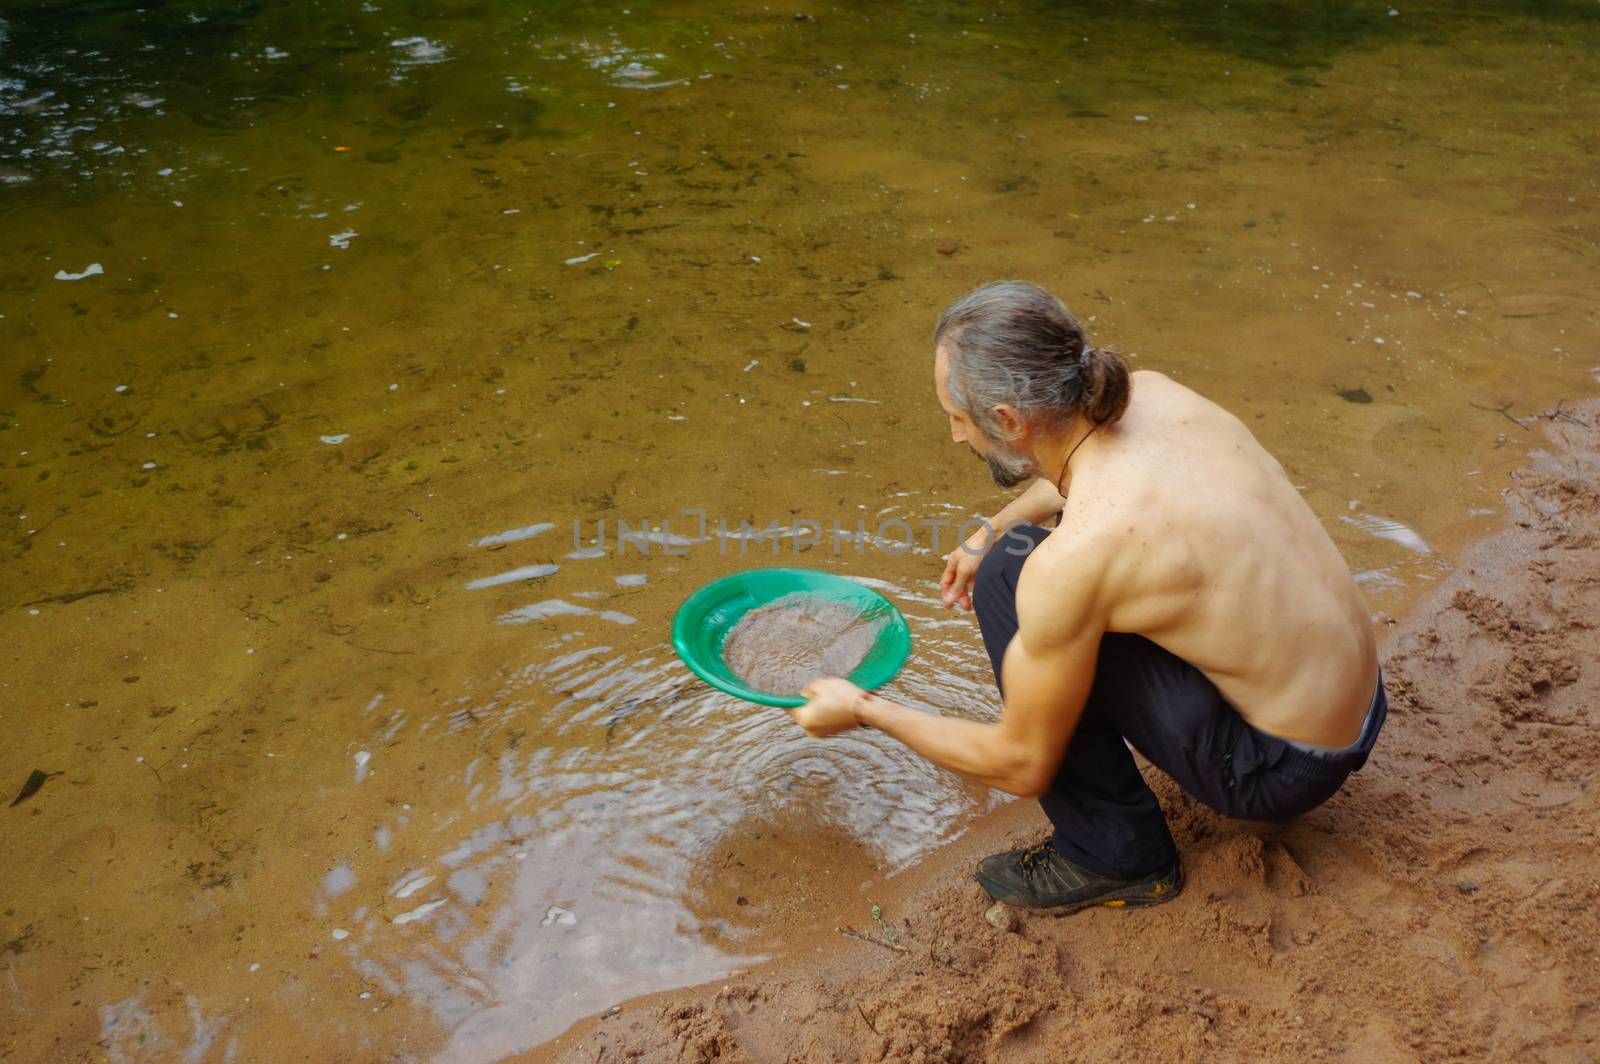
[791,281,1387,913]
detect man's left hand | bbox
[790,677,865,737]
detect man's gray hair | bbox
[934,281,1130,440]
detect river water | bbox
[2,1,1597,1060]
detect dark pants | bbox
[972,524,1387,879]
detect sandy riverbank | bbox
[529,400,1600,1064]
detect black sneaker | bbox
[975,840,1182,914]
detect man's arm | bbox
[856,616,1101,795]
[795,542,1106,796]
[990,477,1069,532]
[941,478,1068,610]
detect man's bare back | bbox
[1025,370,1378,747]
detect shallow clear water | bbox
[2,1,1598,1059]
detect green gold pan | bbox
[671,567,913,708]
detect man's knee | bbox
[974,525,1049,606]
[974,539,1018,603]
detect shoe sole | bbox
[976,869,1184,916]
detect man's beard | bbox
[977,438,1033,488]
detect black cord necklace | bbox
[1053,420,1101,496]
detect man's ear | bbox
[991,403,1027,441]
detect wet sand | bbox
[723,594,884,697]
[535,403,1600,1062]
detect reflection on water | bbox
[3,0,1599,1059]
[1342,511,1433,555]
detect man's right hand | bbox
[940,522,996,611]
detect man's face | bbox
[979,437,1033,488]
[934,347,1035,488]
